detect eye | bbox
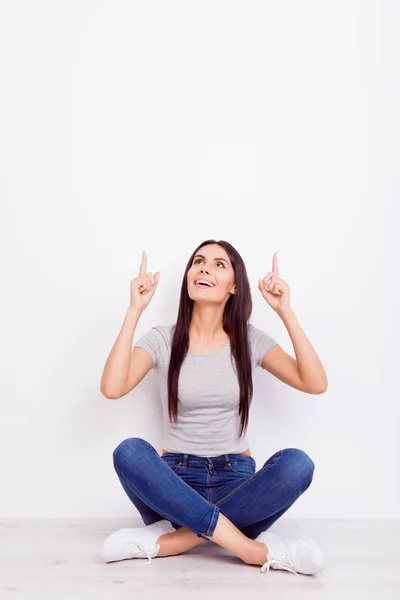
[194,259,225,268]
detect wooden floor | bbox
[0,518,399,599]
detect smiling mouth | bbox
[194,281,215,288]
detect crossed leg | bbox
[157,515,268,566]
[113,440,314,567]
[157,449,315,566]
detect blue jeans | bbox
[113,437,315,540]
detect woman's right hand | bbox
[129,250,161,312]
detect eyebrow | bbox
[193,254,229,264]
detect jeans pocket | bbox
[226,457,255,478]
[161,455,183,474]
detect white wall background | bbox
[1,0,398,519]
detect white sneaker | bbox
[255,530,325,576]
[99,519,176,564]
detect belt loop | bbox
[224,453,230,466]
[183,454,188,467]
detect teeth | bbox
[195,280,213,287]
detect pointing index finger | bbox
[273,251,279,276]
[139,250,147,276]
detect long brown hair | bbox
[167,239,253,438]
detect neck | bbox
[189,304,226,343]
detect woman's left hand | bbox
[258,252,291,315]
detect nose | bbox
[200,266,210,275]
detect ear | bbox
[230,285,236,295]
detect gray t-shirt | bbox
[134,323,278,457]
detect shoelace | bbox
[136,541,160,565]
[260,551,301,577]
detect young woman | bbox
[99,240,328,577]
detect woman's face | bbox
[187,244,236,301]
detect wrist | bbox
[128,306,144,317]
[276,307,293,318]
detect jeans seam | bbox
[204,504,220,538]
[214,450,283,507]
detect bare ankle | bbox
[244,541,269,566]
[156,527,207,557]
[155,532,177,557]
